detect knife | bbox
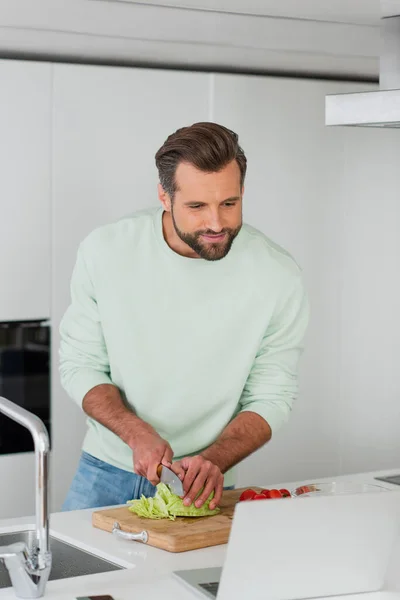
[157,464,184,497]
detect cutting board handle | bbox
[112,521,148,544]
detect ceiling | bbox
[100,0,381,26]
[0,0,399,79]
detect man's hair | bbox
[155,122,247,199]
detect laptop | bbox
[174,489,400,600]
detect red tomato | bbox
[296,485,312,495]
[279,489,291,497]
[260,489,271,498]
[269,489,283,499]
[253,494,268,500]
[239,489,257,501]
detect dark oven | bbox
[0,320,50,454]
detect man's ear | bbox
[158,183,172,212]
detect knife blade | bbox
[157,464,184,497]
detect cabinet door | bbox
[51,64,210,509]
[0,60,51,322]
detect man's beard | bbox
[171,207,242,261]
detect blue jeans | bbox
[62,452,157,511]
[62,451,234,511]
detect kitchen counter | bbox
[1,469,400,599]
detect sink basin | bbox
[0,530,123,589]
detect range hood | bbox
[326,15,400,128]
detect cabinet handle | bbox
[112,521,148,543]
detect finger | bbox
[170,461,186,481]
[180,457,191,470]
[194,476,215,508]
[161,444,173,468]
[181,460,200,496]
[146,469,160,486]
[209,475,224,510]
[184,463,210,506]
[171,456,191,473]
[146,447,168,485]
[185,466,209,506]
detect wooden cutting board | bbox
[92,486,260,553]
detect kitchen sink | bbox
[0,530,123,589]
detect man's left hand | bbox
[171,455,224,510]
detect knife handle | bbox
[156,464,162,478]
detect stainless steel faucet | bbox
[0,396,51,598]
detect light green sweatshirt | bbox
[59,207,309,486]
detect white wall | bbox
[337,128,400,475]
[210,74,371,486]
[2,58,400,517]
[51,64,211,510]
[213,74,400,487]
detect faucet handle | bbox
[0,542,35,575]
[0,542,29,560]
[0,542,51,598]
[0,541,40,572]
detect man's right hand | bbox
[81,386,182,486]
[130,424,174,486]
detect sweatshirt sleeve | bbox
[239,273,310,434]
[59,243,113,406]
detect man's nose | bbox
[206,211,223,232]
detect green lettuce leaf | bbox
[127,482,220,520]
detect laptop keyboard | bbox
[199,582,220,597]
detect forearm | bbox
[82,384,155,449]
[201,411,271,474]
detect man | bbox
[60,122,309,511]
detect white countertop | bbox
[1,469,400,600]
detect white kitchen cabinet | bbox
[51,63,210,509]
[0,60,51,322]
[0,453,35,518]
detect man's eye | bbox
[189,205,202,209]
[224,202,236,207]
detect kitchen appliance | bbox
[0,320,50,454]
[174,489,400,600]
[326,14,400,128]
[92,487,261,552]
